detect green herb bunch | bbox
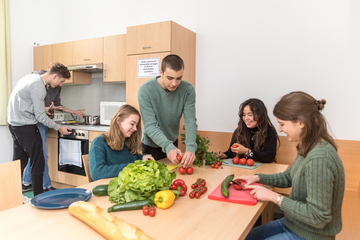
[180,127,220,167]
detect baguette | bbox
[68,201,155,240]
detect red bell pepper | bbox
[170,179,187,196]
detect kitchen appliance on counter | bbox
[58,129,89,176]
[100,101,126,125]
[84,115,100,125]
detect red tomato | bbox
[211,164,215,168]
[179,167,186,175]
[186,167,194,175]
[191,183,197,189]
[247,159,255,166]
[189,192,194,198]
[239,158,247,165]
[142,206,149,215]
[215,164,219,169]
[231,144,238,148]
[195,192,200,198]
[232,179,244,191]
[217,161,222,166]
[149,206,156,217]
[232,157,240,164]
[176,155,182,162]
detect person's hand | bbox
[231,143,247,155]
[246,185,279,203]
[167,148,182,164]
[181,151,195,168]
[45,102,54,115]
[142,154,154,161]
[233,175,259,185]
[72,109,85,118]
[58,126,72,135]
[216,151,227,159]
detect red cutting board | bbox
[208,181,262,205]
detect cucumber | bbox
[221,174,234,198]
[92,184,109,197]
[107,199,153,213]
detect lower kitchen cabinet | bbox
[46,129,58,182]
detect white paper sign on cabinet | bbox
[137,58,160,78]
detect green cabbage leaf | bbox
[108,160,176,203]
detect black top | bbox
[223,126,278,163]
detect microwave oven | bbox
[100,101,126,125]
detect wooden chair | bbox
[0,160,23,211]
[82,154,91,183]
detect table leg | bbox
[261,202,274,224]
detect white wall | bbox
[1,0,359,164]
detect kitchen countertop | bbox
[61,124,109,132]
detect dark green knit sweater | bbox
[257,141,345,240]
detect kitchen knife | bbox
[231,180,245,190]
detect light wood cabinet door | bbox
[127,21,172,55]
[33,45,53,71]
[52,42,73,67]
[46,129,58,182]
[103,34,126,82]
[73,37,103,65]
[126,52,170,111]
[63,71,92,85]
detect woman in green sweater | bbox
[238,91,345,240]
[89,105,153,181]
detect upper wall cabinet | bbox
[53,42,73,67]
[33,45,53,71]
[103,34,126,82]
[126,21,172,55]
[73,37,103,65]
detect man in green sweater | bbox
[138,54,197,167]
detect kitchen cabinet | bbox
[63,71,92,85]
[72,37,103,65]
[126,21,196,110]
[33,44,53,71]
[103,34,126,82]
[46,129,58,182]
[52,42,73,66]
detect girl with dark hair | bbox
[237,92,345,240]
[89,105,153,181]
[217,98,279,163]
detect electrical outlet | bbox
[54,113,64,121]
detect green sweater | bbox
[257,141,345,240]
[138,77,197,154]
[89,135,143,181]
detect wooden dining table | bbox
[0,159,288,240]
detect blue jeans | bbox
[245,218,306,240]
[23,122,52,189]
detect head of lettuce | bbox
[108,160,176,203]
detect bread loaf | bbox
[68,201,155,240]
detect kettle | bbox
[84,115,100,125]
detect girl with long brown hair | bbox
[237,92,345,240]
[89,105,153,181]
[217,98,279,163]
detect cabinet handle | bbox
[143,46,151,49]
[104,69,107,78]
[83,59,90,61]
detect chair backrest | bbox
[0,160,23,211]
[82,154,91,183]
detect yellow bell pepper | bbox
[154,190,176,209]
